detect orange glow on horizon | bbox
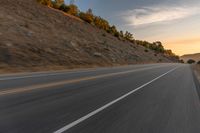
[164,38,200,56]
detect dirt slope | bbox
[181,53,200,62]
[0,0,176,73]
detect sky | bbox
[65,0,200,56]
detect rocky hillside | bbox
[181,53,200,62]
[0,0,178,73]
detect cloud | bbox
[121,6,200,26]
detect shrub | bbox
[66,4,79,16]
[165,50,172,55]
[179,59,184,63]
[145,49,149,52]
[59,4,70,12]
[114,32,120,38]
[187,59,196,64]
[119,31,124,37]
[37,0,52,6]
[94,16,110,31]
[52,1,61,9]
[124,31,134,41]
[153,41,165,53]
[55,0,64,5]
[79,12,94,24]
[197,61,200,64]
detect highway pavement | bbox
[0,63,199,133]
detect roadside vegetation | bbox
[37,0,179,59]
[180,60,184,63]
[187,59,196,64]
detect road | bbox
[0,63,200,133]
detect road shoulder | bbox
[192,65,200,99]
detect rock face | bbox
[0,0,176,72]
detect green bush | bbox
[94,16,110,31]
[114,32,120,38]
[124,31,134,41]
[79,12,94,24]
[135,40,167,54]
[66,4,79,16]
[52,1,60,9]
[119,31,124,37]
[180,59,184,63]
[187,59,196,64]
[59,4,69,12]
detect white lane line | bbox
[0,65,163,81]
[54,67,178,133]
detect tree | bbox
[94,16,110,31]
[66,4,79,16]
[79,11,94,24]
[87,8,93,15]
[109,25,117,34]
[114,31,120,38]
[187,59,196,64]
[165,50,173,56]
[119,31,124,37]
[37,0,52,6]
[59,4,69,12]
[142,41,150,48]
[52,1,61,9]
[106,25,120,38]
[55,0,64,5]
[179,59,184,63]
[154,41,165,53]
[124,31,134,41]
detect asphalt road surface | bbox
[0,63,200,133]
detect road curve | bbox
[0,63,199,133]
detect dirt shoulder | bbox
[193,65,200,82]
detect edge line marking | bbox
[54,67,178,133]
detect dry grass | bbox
[195,65,200,74]
[0,0,177,73]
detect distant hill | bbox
[0,0,179,73]
[181,53,200,62]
